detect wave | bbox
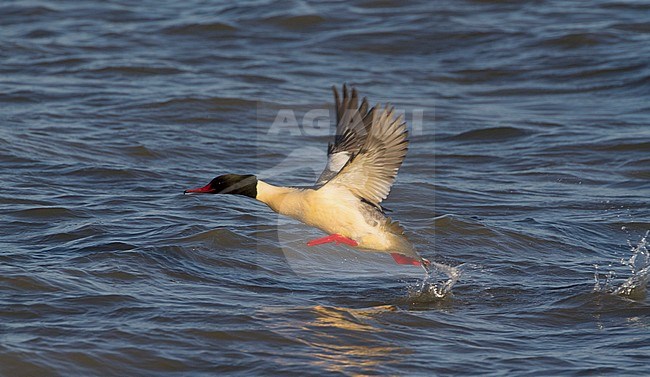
[173,227,246,246]
[538,32,622,49]
[86,65,184,76]
[140,96,258,110]
[59,166,161,180]
[162,22,237,35]
[445,126,533,142]
[262,14,326,29]
[9,206,87,220]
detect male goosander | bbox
[185,85,429,269]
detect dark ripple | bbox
[162,22,238,35]
[1,274,64,294]
[9,207,88,220]
[174,227,248,246]
[56,293,140,308]
[60,166,161,180]
[0,91,45,104]
[263,14,327,29]
[446,126,533,142]
[23,28,58,39]
[140,96,258,111]
[540,32,623,49]
[86,65,184,76]
[119,145,161,159]
[597,140,650,152]
[0,4,57,19]
[544,291,650,325]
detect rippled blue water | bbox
[2,0,650,375]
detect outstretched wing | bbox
[323,105,408,206]
[315,84,373,186]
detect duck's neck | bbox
[255,180,302,215]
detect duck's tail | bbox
[385,220,429,268]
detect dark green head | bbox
[184,174,258,198]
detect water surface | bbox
[1,0,650,375]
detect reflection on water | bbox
[307,305,405,376]
[262,304,408,375]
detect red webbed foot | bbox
[391,253,430,267]
[307,234,359,247]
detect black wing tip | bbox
[332,83,368,108]
[334,83,359,97]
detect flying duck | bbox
[185,85,430,269]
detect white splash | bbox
[409,261,462,300]
[595,231,650,300]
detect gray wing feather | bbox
[322,104,409,206]
[315,84,373,185]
